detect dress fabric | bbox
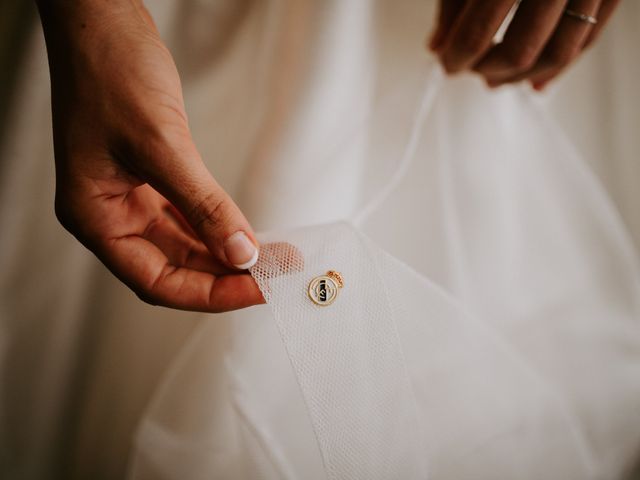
[0,1,639,479]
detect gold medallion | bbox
[308,270,344,306]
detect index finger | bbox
[102,235,264,313]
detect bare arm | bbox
[36,0,263,312]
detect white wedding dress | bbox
[1,1,639,479]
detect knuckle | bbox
[135,273,166,307]
[187,192,228,232]
[504,45,538,71]
[134,265,180,308]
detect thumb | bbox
[138,140,259,270]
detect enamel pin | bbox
[308,270,344,306]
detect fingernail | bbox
[224,231,259,269]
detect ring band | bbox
[564,8,598,25]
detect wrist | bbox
[36,0,154,66]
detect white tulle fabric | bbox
[128,62,640,479]
[2,1,640,478]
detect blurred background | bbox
[1,1,639,479]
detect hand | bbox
[429,0,620,90]
[37,0,264,312]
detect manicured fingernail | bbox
[224,231,259,269]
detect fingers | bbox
[474,0,569,82]
[529,0,602,88]
[438,0,517,73]
[432,0,618,89]
[94,188,264,312]
[142,215,233,276]
[429,0,466,52]
[488,0,602,89]
[129,136,260,271]
[105,234,264,313]
[583,0,619,48]
[59,184,264,313]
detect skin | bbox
[35,0,618,313]
[36,0,264,312]
[430,0,620,90]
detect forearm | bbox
[34,0,162,97]
[35,0,151,53]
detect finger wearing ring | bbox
[480,0,602,88]
[564,8,598,25]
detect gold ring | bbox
[564,9,598,25]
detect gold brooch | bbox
[308,270,344,306]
